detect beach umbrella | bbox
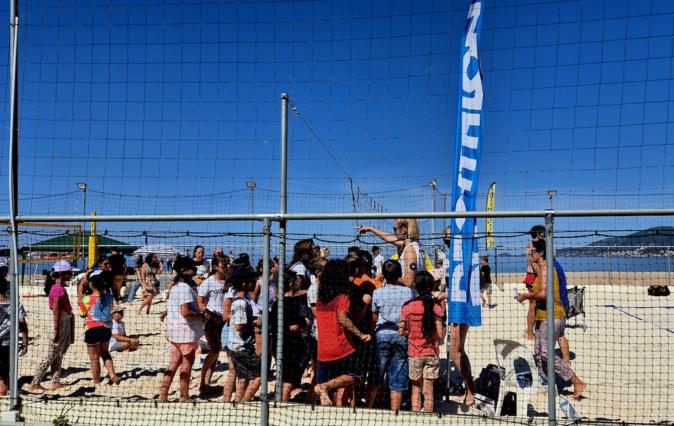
[133,243,179,259]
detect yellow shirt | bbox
[533,266,565,321]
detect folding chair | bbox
[493,339,544,417]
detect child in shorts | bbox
[79,271,121,385]
[400,271,446,412]
[227,267,262,402]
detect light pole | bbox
[77,182,88,268]
[247,181,256,255]
[547,189,557,210]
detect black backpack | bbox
[475,364,504,402]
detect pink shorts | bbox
[171,341,198,356]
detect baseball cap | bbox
[112,305,125,314]
[53,260,79,273]
[0,258,8,269]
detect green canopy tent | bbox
[20,232,138,257]
[17,233,138,286]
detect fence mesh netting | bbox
[3,222,671,425]
[0,0,673,424]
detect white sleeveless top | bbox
[400,242,426,281]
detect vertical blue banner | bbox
[448,0,485,327]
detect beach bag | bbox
[647,285,670,297]
[565,286,585,319]
[475,364,503,402]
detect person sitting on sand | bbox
[108,306,139,353]
[516,240,587,400]
[30,260,77,391]
[79,271,121,386]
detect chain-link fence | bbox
[2,213,673,425]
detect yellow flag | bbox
[486,182,496,249]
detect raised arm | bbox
[357,226,405,248]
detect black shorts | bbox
[0,346,9,381]
[84,327,112,345]
[230,346,261,381]
[204,316,225,334]
[317,351,363,384]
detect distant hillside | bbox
[558,226,674,257]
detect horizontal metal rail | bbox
[11,208,674,223]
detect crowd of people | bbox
[0,219,586,410]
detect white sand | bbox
[8,276,673,425]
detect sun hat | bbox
[53,260,79,273]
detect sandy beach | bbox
[8,274,673,425]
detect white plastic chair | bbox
[493,338,544,417]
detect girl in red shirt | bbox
[314,260,371,406]
[400,271,446,412]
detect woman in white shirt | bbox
[159,256,203,403]
[197,256,228,395]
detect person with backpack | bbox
[400,271,446,412]
[516,240,587,401]
[526,225,572,364]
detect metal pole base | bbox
[1,410,20,422]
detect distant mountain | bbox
[558,226,674,257]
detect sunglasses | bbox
[529,250,538,255]
[393,222,408,231]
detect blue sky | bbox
[0,0,673,257]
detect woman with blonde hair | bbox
[357,219,426,287]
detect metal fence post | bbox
[6,0,21,419]
[260,218,271,426]
[607,247,611,285]
[667,246,671,288]
[545,213,557,426]
[275,93,289,401]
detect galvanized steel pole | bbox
[545,213,557,425]
[7,0,21,414]
[275,93,289,401]
[260,218,271,426]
